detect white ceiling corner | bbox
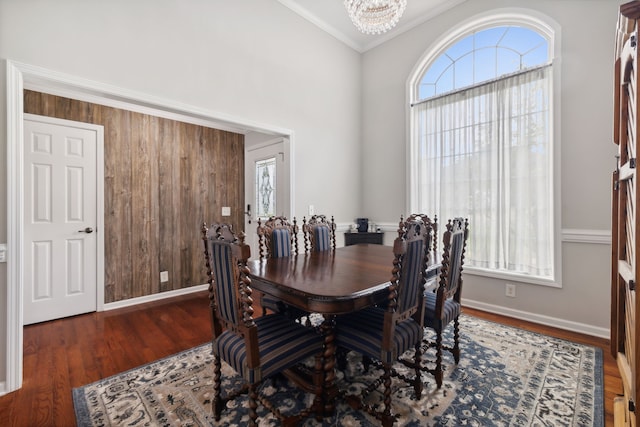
[277,0,468,53]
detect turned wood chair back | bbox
[201,223,257,363]
[387,215,432,319]
[302,214,336,253]
[256,216,299,259]
[408,213,438,267]
[435,218,469,310]
[375,215,432,360]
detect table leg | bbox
[320,314,337,416]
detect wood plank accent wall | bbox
[24,90,245,303]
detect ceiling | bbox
[277,0,468,52]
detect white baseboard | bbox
[463,298,610,339]
[0,381,6,397]
[103,284,208,311]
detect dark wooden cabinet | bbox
[344,232,384,246]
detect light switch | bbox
[0,244,5,263]
[222,207,231,216]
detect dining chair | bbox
[422,217,469,388]
[201,222,325,426]
[302,214,336,253]
[334,215,432,427]
[256,215,299,259]
[403,214,438,268]
[256,215,300,316]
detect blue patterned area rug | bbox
[73,315,603,426]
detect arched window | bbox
[409,17,556,283]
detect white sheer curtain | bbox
[413,65,552,278]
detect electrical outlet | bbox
[505,283,516,298]
[222,207,231,216]
[160,271,169,283]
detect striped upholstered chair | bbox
[201,223,324,426]
[335,215,432,427]
[302,215,336,253]
[256,215,299,259]
[256,216,300,316]
[422,217,469,388]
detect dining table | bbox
[246,242,440,416]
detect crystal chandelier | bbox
[344,0,408,35]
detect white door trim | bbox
[246,136,292,216]
[4,60,295,394]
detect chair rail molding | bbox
[561,228,611,244]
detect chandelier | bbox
[344,0,408,35]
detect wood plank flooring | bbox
[0,291,621,426]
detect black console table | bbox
[344,232,384,246]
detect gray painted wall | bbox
[0,0,624,390]
[0,0,361,390]
[361,0,621,335]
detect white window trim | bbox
[405,8,563,287]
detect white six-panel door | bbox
[23,114,102,325]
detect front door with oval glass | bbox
[244,138,290,257]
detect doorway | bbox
[244,138,291,257]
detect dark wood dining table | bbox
[247,243,440,416]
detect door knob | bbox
[78,227,94,234]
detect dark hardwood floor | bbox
[0,291,621,426]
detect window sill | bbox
[464,266,561,288]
